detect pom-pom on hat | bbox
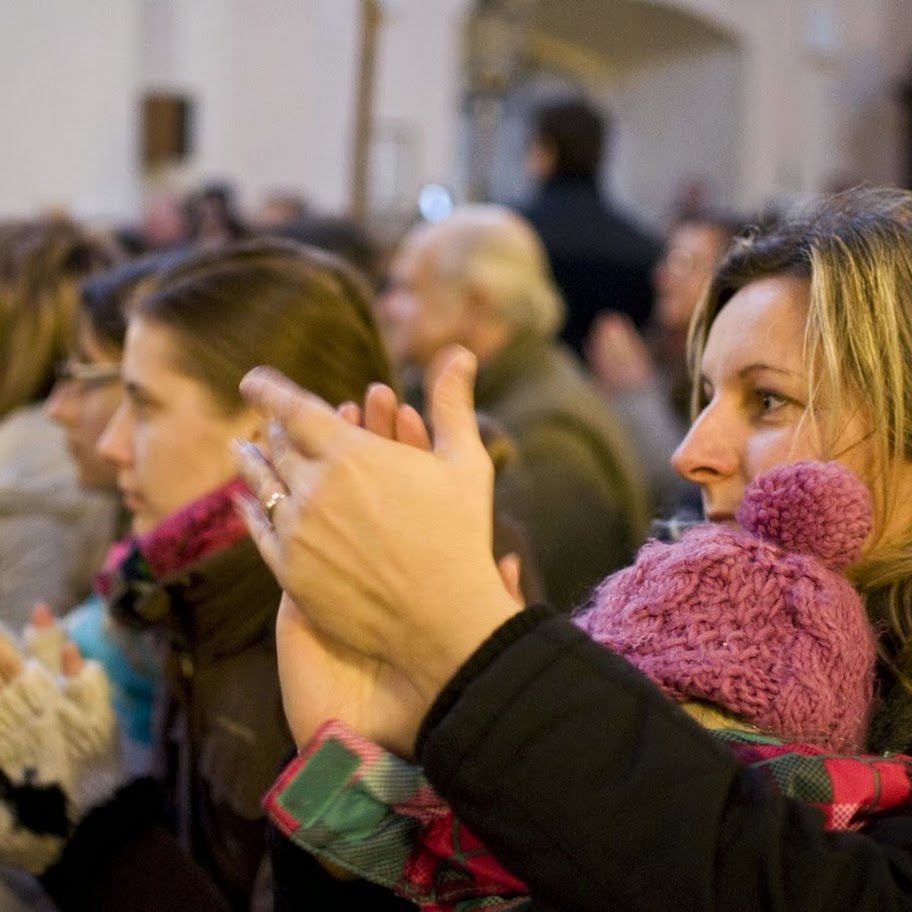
[575,460,876,752]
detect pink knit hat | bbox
[575,460,876,752]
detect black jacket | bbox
[44,607,912,911]
[522,177,661,358]
[417,606,912,912]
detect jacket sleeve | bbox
[417,608,912,912]
[265,720,527,911]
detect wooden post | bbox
[351,0,383,225]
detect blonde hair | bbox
[432,205,565,338]
[0,217,122,417]
[688,187,912,672]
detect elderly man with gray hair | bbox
[375,204,649,610]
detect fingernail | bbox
[267,420,286,447]
[232,492,261,523]
[452,348,477,382]
[230,437,258,461]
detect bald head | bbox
[376,205,564,369]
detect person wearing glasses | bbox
[44,254,188,778]
[0,239,418,912]
[0,217,123,629]
[46,253,186,503]
[0,216,124,912]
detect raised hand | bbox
[338,381,432,451]
[23,602,67,673]
[585,310,655,390]
[260,377,524,755]
[234,346,520,754]
[274,593,428,756]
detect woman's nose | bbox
[96,402,133,468]
[44,382,74,424]
[671,399,739,485]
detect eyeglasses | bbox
[54,360,121,389]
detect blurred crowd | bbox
[1,93,870,912]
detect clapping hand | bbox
[234,346,521,757]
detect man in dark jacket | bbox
[521,97,661,359]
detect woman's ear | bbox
[496,551,525,608]
[525,138,556,183]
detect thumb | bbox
[426,345,483,462]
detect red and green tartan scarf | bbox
[716,729,912,830]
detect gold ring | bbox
[263,490,288,525]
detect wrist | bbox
[402,574,524,747]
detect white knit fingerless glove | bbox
[0,659,126,874]
[22,622,67,674]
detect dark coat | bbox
[43,537,293,912]
[522,176,661,358]
[475,332,650,611]
[150,537,292,908]
[418,607,912,912]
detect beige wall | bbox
[0,0,140,220]
[139,0,363,213]
[372,0,472,215]
[683,0,911,209]
[0,0,909,223]
[613,44,742,224]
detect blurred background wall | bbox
[1,0,911,230]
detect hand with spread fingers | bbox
[234,345,521,756]
[271,382,435,754]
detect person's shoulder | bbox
[490,340,621,430]
[523,343,618,413]
[598,199,662,260]
[0,405,70,479]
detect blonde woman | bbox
[236,186,912,912]
[680,187,912,753]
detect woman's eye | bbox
[757,390,787,413]
[127,395,153,418]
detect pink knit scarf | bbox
[96,477,251,595]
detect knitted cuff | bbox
[22,624,67,675]
[0,660,126,874]
[57,662,127,820]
